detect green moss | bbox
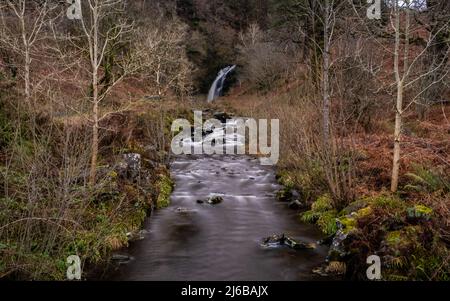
[312,194,333,212]
[341,199,368,215]
[156,174,174,209]
[339,216,357,234]
[301,194,338,235]
[356,206,373,218]
[276,170,295,189]
[386,230,402,246]
[383,225,450,280]
[415,205,433,215]
[361,194,405,210]
[385,226,421,250]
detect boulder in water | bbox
[207,196,224,205]
[262,234,316,250]
[288,200,307,210]
[284,236,316,250]
[127,230,148,242]
[262,234,285,246]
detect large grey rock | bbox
[127,230,148,242]
[117,153,142,181]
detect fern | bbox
[301,210,320,223]
[405,165,450,193]
[317,210,338,235]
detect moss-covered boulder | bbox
[327,206,375,262]
[383,226,422,253]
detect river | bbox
[110,151,329,281]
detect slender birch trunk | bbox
[322,0,331,144]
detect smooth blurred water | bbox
[110,154,328,281]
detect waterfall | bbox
[207,65,236,102]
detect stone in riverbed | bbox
[126,230,148,242]
[175,207,198,214]
[262,234,285,246]
[207,196,223,205]
[262,234,316,250]
[288,200,306,210]
[284,236,316,250]
[111,254,131,262]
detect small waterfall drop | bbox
[207,65,236,102]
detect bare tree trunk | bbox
[79,0,134,186]
[156,61,162,97]
[391,82,403,193]
[391,2,407,193]
[322,0,331,144]
[24,45,30,106]
[89,72,99,186]
[18,2,31,108]
[89,6,100,186]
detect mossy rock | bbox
[341,199,368,215]
[276,171,295,189]
[338,216,357,234]
[369,195,405,210]
[276,187,292,202]
[384,226,422,256]
[336,206,373,235]
[356,206,373,218]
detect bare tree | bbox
[388,0,449,192]
[72,0,138,185]
[135,16,193,98]
[0,0,56,111]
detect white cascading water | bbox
[207,65,236,102]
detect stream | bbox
[110,151,328,281]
